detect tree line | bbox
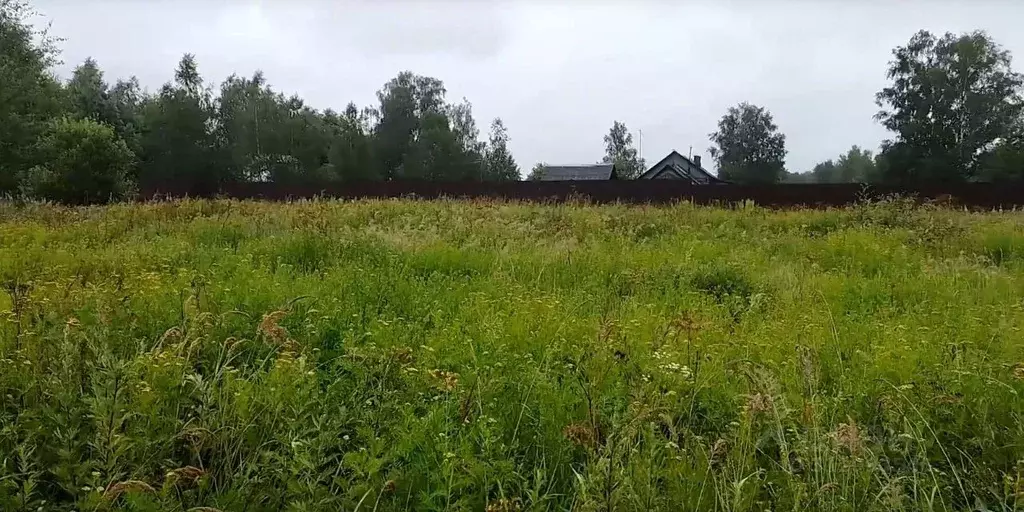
[3,1,1024,204]
[707,30,1024,185]
[1,2,520,204]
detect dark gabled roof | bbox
[538,164,618,181]
[638,151,726,183]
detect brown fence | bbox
[140,181,1024,209]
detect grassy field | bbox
[1,198,1024,511]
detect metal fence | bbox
[140,181,1024,208]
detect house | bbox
[536,164,620,181]
[638,151,726,184]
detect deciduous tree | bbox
[601,121,644,179]
[0,0,64,193]
[20,117,135,203]
[484,118,519,181]
[708,102,787,184]
[875,30,1024,183]
[527,163,547,181]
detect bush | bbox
[19,117,136,204]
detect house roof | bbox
[638,151,725,183]
[538,164,617,181]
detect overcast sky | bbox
[31,0,1024,174]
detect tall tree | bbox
[708,102,787,184]
[601,121,644,179]
[372,72,485,181]
[66,58,116,125]
[373,72,431,180]
[107,76,144,157]
[527,163,548,181]
[216,71,272,181]
[446,98,485,180]
[328,102,377,181]
[876,30,1024,183]
[404,110,462,180]
[483,118,519,181]
[0,0,64,194]
[138,54,225,194]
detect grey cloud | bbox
[30,0,1024,174]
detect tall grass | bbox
[1,198,1023,511]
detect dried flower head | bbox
[428,369,459,391]
[177,426,210,449]
[486,498,523,512]
[673,310,703,339]
[744,393,774,416]
[710,438,729,466]
[563,423,597,448]
[833,418,864,455]
[103,480,156,501]
[166,466,206,488]
[258,310,289,343]
[391,346,414,364]
[1013,363,1024,381]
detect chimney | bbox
[693,155,702,169]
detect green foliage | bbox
[216,72,338,185]
[371,72,487,182]
[978,134,1024,182]
[527,163,547,181]
[483,118,519,181]
[327,103,377,182]
[793,145,881,183]
[0,0,65,194]
[19,117,135,203]
[709,102,788,184]
[601,121,645,179]
[2,199,1024,510]
[138,55,225,194]
[876,30,1024,184]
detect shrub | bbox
[19,117,136,204]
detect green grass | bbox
[2,197,1024,511]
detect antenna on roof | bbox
[638,128,643,163]
[688,146,693,159]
